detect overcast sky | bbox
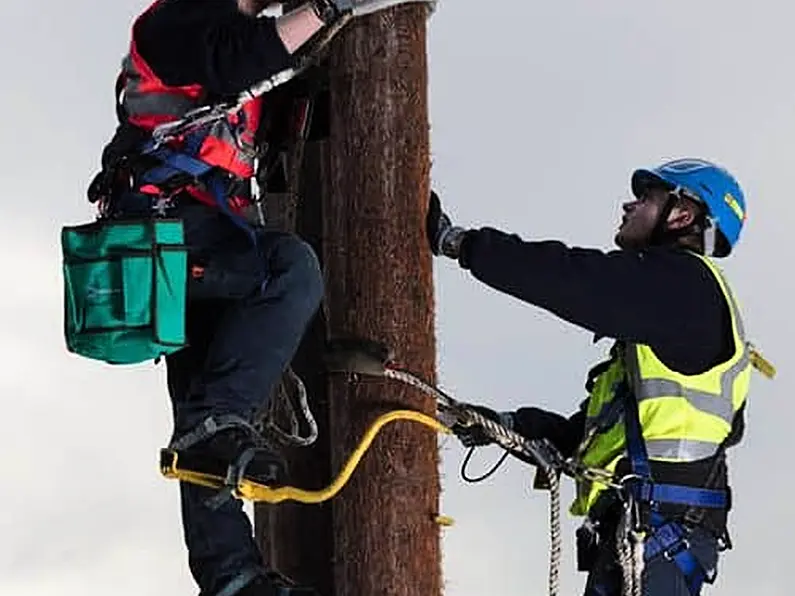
[1,1,792,595]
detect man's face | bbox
[614,187,671,250]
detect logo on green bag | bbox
[86,285,120,304]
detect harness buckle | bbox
[662,536,691,561]
[152,195,175,217]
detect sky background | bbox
[0,1,792,594]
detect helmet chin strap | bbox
[702,217,717,256]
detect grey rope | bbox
[264,367,319,447]
[544,468,563,596]
[383,368,566,595]
[384,369,565,469]
[615,500,645,596]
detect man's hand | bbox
[426,190,467,259]
[451,404,515,448]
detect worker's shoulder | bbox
[134,0,233,38]
[132,1,172,45]
[609,246,727,301]
[646,246,731,305]
[635,245,712,270]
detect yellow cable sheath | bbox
[162,409,451,505]
[238,409,450,503]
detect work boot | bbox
[174,422,288,487]
[236,571,320,596]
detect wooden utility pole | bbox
[324,5,440,595]
[256,4,441,596]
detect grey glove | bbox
[310,0,354,23]
[426,190,468,260]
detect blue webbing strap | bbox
[620,380,717,595]
[139,131,257,245]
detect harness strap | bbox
[633,483,727,509]
[621,379,651,478]
[621,380,723,594]
[214,567,261,596]
[168,414,263,451]
[644,514,711,594]
[139,135,257,245]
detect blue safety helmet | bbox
[631,158,747,257]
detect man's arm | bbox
[135,0,326,97]
[458,227,728,366]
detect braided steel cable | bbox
[384,368,567,595]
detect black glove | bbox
[426,190,467,259]
[451,404,515,448]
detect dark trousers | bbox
[583,525,720,596]
[164,203,324,595]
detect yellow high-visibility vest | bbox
[570,253,763,516]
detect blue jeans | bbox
[164,203,324,595]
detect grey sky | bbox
[1,1,792,595]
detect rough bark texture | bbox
[256,6,440,596]
[323,7,441,596]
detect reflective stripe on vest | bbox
[118,0,262,180]
[121,54,202,127]
[624,255,750,461]
[569,253,752,517]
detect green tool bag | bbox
[61,218,189,365]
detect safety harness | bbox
[140,130,258,241]
[619,380,727,594]
[88,5,351,242]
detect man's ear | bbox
[666,202,697,231]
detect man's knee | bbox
[273,236,324,313]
